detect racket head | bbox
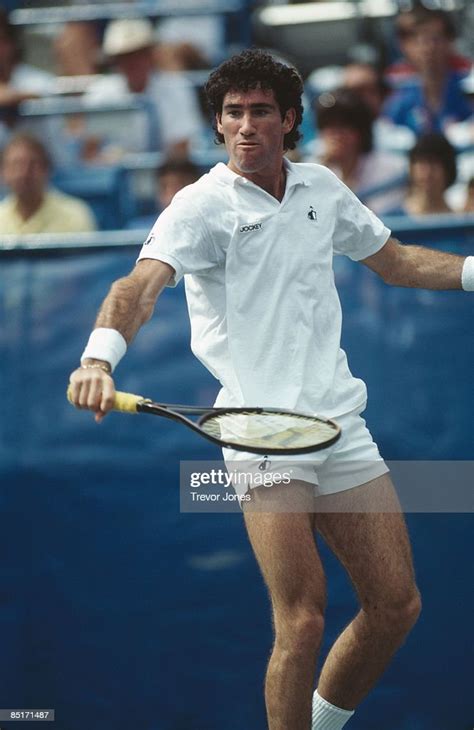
[197,407,341,455]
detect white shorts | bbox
[223,409,389,498]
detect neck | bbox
[258,166,287,201]
[406,188,450,214]
[421,68,447,109]
[230,162,287,201]
[15,191,44,221]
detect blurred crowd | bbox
[0,2,472,235]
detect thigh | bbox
[314,472,417,608]
[243,480,326,614]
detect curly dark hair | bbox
[204,48,304,151]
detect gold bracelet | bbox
[81,363,111,374]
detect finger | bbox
[95,410,106,423]
[77,379,91,408]
[99,378,116,415]
[68,369,88,406]
[86,376,107,411]
[68,377,80,407]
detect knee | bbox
[366,587,422,637]
[403,589,422,631]
[274,606,325,654]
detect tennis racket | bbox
[67,388,341,455]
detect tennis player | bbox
[69,49,474,730]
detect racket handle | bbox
[66,386,145,414]
[113,391,146,413]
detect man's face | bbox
[321,123,361,161]
[411,158,448,194]
[1,142,49,199]
[344,65,383,116]
[411,19,452,74]
[216,87,295,178]
[114,47,152,93]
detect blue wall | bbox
[0,242,473,730]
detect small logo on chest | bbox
[239,222,263,233]
[307,206,318,221]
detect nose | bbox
[240,112,256,136]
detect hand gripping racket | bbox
[67,388,341,455]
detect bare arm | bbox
[362,237,465,289]
[69,259,174,420]
[92,258,173,341]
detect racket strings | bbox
[201,411,337,449]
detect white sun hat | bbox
[103,18,155,57]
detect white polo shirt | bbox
[138,160,390,418]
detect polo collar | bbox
[283,159,311,189]
[211,159,310,190]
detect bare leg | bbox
[314,472,422,710]
[243,480,324,730]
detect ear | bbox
[282,107,296,134]
[216,113,223,134]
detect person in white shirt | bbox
[85,18,204,158]
[69,50,473,730]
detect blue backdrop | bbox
[0,238,472,730]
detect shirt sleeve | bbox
[136,192,222,286]
[332,178,391,261]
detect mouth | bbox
[238,142,259,147]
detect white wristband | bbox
[81,328,127,373]
[461,256,474,291]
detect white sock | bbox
[312,690,355,730]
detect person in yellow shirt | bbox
[0,133,96,234]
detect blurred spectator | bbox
[383,7,472,136]
[53,21,101,76]
[463,177,474,213]
[157,157,200,209]
[342,62,416,151]
[312,89,407,215]
[86,18,203,159]
[306,62,415,153]
[0,8,54,104]
[343,63,389,118]
[155,14,223,66]
[0,9,55,152]
[0,133,96,233]
[387,133,457,216]
[154,41,210,73]
[127,156,200,229]
[386,6,471,87]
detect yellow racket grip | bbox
[66,385,146,414]
[113,390,147,413]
